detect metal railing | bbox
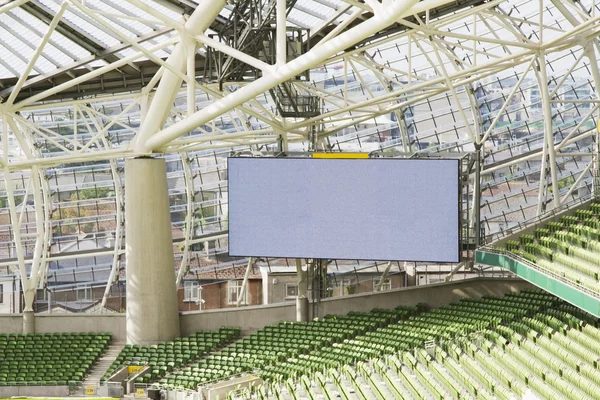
[142,369,262,399]
[133,382,149,398]
[479,246,600,299]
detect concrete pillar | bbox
[125,157,180,344]
[23,310,35,334]
[296,297,309,322]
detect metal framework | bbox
[0,0,599,313]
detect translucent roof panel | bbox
[0,0,366,82]
[0,0,185,81]
[42,0,122,48]
[10,7,91,61]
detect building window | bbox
[373,279,392,291]
[184,281,201,302]
[77,286,92,301]
[227,280,247,305]
[0,285,3,304]
[36,289,47,301]
[285,283,298,299]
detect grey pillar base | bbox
[23,311,35,334]
[296,297,309,322]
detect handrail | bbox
[484,194,593,244]
[479,246,600,299]
[141,369,263,394]
[99,361,149,385]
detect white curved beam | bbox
[139,0,421,152]
[132,0,226,152]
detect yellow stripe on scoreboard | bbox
[312,153,369,159]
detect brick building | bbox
[179,264,262,311]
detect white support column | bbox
[296,259,309,322]
[125,157,180,344]
[175,153,196,287]
[133,0,226,152]
[276,0,287,66]
[535,137,550,215]
[4,114,51,333]
[374,262,392,292]
[100,157,125,311]
[584,45,600,198]
[237,257,254,307]
[23,311,35,334]
[538,53,560,209]
[186,39,196,118]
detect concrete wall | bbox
[180,277,532,334]
[180,302,295,336]
[37,314,126,341]
[0,385,70,397]
[0,313,126,342]
[313,277,532,318]
[0,277,533,338]
[0,314,24,334]
[0,277,20,313]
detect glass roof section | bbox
[0,0,599,308]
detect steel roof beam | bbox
[0,0,517,103]
[309,0,487,47]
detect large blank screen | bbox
[228,157,459,262]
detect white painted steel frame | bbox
[1,0,600,309]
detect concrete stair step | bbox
[81,343,126,387]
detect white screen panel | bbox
[228,157,459,262]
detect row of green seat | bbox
[158,307,420,390]
[249,290,600,400]
[504,200,600,293]
[104,327,240,383]
[260,290,556,382]
[0,332,111,386]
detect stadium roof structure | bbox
[0,0,599,329]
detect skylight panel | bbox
[0,13,67,71]
[138,0,184,22]
[288,8,320,29]
[89,0,154,35]
[39,0,120,48]
[295,1,334,21]
[0,40,28,76]
[0,64,12,79]
[10,7,91,61]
